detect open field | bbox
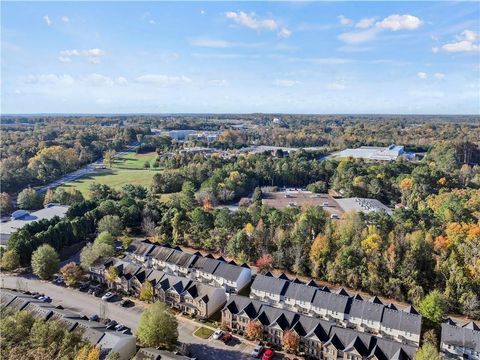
[59,168,157,197]
[113,151,158,170]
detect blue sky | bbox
[1,1,479,114]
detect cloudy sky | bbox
[1,1,479,114]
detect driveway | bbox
[0,274,255,360]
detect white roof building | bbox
[336,198,393,215]
[335,145,405,161]
[0,205,69,246]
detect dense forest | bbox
[1,114,479,319]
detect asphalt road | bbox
[0,275,255,360]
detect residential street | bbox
[0,275,256,360]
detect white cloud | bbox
[208,79,228,86]
[61,16,69,23]
[356,17,376,29]
[338,14,422,44]
[377,14,422,31]
[200,10,205,15]
[22,74,75,85]
[116,77,128,85]
[434,73,445,80]
[135,74,192,87]
[82,73,114,86]
[439,30,479,53]
[226,11,277,30]
[273,79,301,87]
[409,90,445,98]
[432,47,439,53]
[149,19,156,25]
[338,28,379,44]
[417,72,428,79]
[278,27,292,38]
[58,56,72,63]
[191,39,230,48]
[58,48,106,63]
[338,15,352,26]
[43,15,52,26]
[327,81,347,90]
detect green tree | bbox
[252,187,262,206]
[98,215,123,237]
[179,181,197,210]
[1,250,20,271]
[31,244,60,280]
[121,234,133,250]
[139,281,154,303]
[94,231,115,249]
[415,343,442,360]
[136,301,178,350]
[17,188,43,210]
[419,290,448,326]
[0,192,14,214]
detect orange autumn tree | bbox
[283,330,300,354]
[245,320,263,341]
[256,254,273,271]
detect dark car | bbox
[120,299,133,307]
[88,314,99,321]
[222,333,232,343]
[78,283,89,291]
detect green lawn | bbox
[193,327,214,339]
[113,152,158,170]
[59,169,157,198]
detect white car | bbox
[251,345,264,358]
[212,330,224,340]
[102,292,115,301]
[330,213,340,219]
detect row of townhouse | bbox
[0,289,137,360]
[441,319,480,360]
[128,240,252,293]
[90,257,227,318]
[222,295,417,360]
[250,273,422,346]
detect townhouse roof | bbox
[326,326,373,352]
[223,295,264,317]
[73,319,107,344]
[441,322,480,352]
[146,269,165,286]
[157,274,192,294]
[284,281,317,303]
[23,302,55,320]
[251,274,289,296]
[213,261,247,282]
[312,290,351,314]
[149,246,175,262]
[165,249,197,268]
[374,338,417,360]
[131,241,156,258]
[135,347,191,360]
[344,336,369,356]
[381,307,422,335]
[184,283,219,304]
[348,298,384,323]
[191,256,221,274]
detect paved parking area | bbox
[0,275,256,360]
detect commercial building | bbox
[336,197,393,215]
[333,145,406,161]
[0,204,69,246]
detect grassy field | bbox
[113,151,158,170]
[60,169,157,198]
[193,327,214,339]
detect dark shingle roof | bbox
[284,282,317,303]
[251,274,289,296]
[213,262,246,282]
[165,250,197,268]
[381,307,422,335]
[312,290,351,314]
[441,322,480,352]
[348,298,384,323]
[192,256,221,274]
[149,246,175,262]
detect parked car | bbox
[212,330,224,340]
[102,292,115,302]
[330,213,340,219]
[88,314,99,321]
[106,320,118,329]
[222,332,232,343]
[262,349,275,360]
[114,324,126,332]
[120,299,133,307]
[78,283,89,291]
[251,344,264,358]
[38,296,51,302]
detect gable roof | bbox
[192,256,221,274]
[441,322,480,352]
[251,274,289,296]
[284,281,317,303]
[312,290,351,314]
[149,245,175,262]
[213,262,246,282]
[381,307,422,335]
[348,298,384,323]
[165,249,197,268]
